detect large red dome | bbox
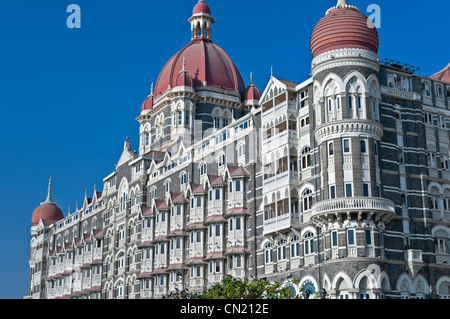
[310,6,379,58]
[32,202,64,226]
[154,38,245,97]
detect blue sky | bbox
[0,0,448,299]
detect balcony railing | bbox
[311,197,396,225]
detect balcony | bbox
[311,197,396,226]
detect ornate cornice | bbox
[314,119,384,145]
[311,48,380,78]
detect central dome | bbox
[154,38,245,97]
[153,1,245,98]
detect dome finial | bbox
[150,82,154,96]
[45,177,53,203]
[337,0,348,6]
[182,56,187,72]
[250,72,253,85]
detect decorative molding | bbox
[311,48,379,77]
[314,119,384,145]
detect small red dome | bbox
[141,95,154,112]
[192,0,211,15]
[154,38,245,97]
[244,84,261,101]
[175,68,194,89]
[31,202,64,226]
[310,6,379,58]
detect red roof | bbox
[141,205,153,217]
[170,192,188,203]
[244,84,261,101]
[155,199,170,211]
[154,38,245,97]
[208,175,224,186]
[226,207,250,216]
[175,68,194,88]
[31,202,64,226]
[431,63,450,83]
[142,150,166,159]
[192,0,211,16]
[141,94,154,112]
[228,165,250,177]
[93,228,105,238]
[190,183,206,194]
[310,7,379,58]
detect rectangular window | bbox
[185,111,190,126]
[229,181,232,193]
[215,189,220,200]
[347,229,355,246]
[343,139,350,153]
[360,140,367,153]
[345,183,353,197]
[332,231,338,247]
[236,217,241,230]
[365,229,372,246]
[235,180,241,192]
[328,142,334,156]
[229,219,233,231]
[362,183,370,197]
[215,224,220,236]
[330,185,336,199]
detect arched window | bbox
[218,153,226,168]
[304,231,315,255]
[120,192,127,211]
[237,143,245,158]
[115,280,124,297]
[277,239,286,261]
[301,147,311,169]
[165,180,171,193]
[200,162,207,176]
[117,252,125,269]
[290,236,300,258]
[264,242,273,264]
[302,189,313,212]
[145,132,150,146]
[435,229,450,255]
[180,172,187,185]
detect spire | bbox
[250,72,254,85]
[44,177,53,203]
[182,56,187,72]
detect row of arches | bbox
[281,271,450,299]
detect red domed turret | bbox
[192,0,211,16]
[31,178,64,226]
[141,83,154,112]
[175,57,194,89]
[310,0,379,59]
[244,72,261,102]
